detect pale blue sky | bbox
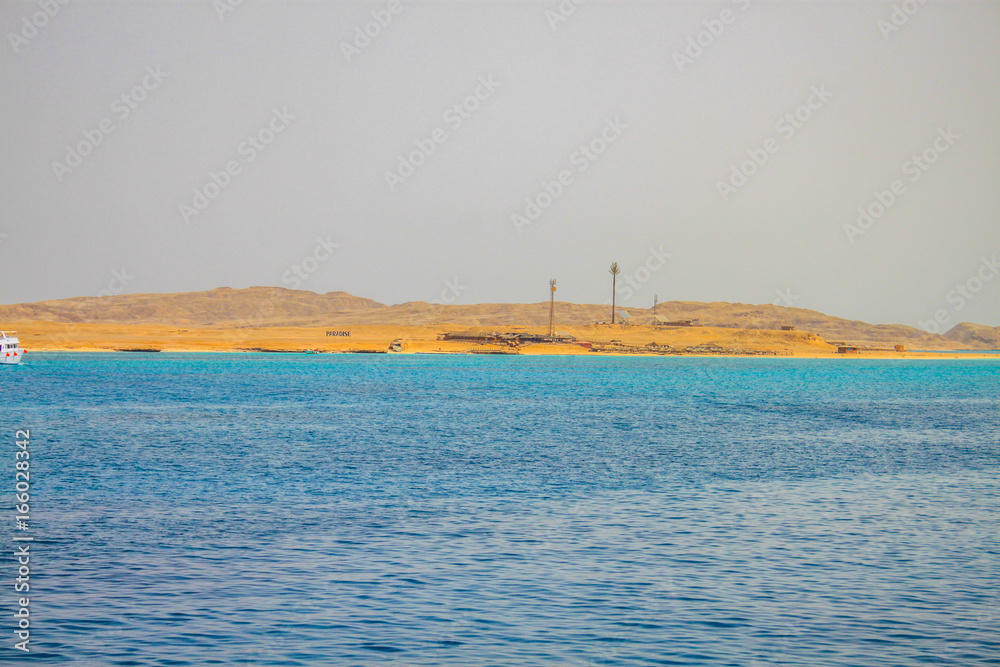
[1,0,998,329]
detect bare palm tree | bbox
[609,262,620,324]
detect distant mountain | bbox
[1,287,995,349]
[0,287,384,326]
[944,322,1000,349]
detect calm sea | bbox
[3,353,999,666]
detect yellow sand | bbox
[6,321,995,359]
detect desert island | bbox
[2,287,998,359]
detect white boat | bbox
[1,331,25,365]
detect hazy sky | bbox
[1,0,998,329]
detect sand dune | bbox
[942,322,1000,349]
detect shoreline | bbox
[17,348,1000,360]
[6,321,997,360]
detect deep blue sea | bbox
[3,353,999,666]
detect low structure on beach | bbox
[438,330,576,346]
[836,344,906,354]
[440,329,500,342]
[652,316,698,327]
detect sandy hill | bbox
[0,287,383,326]
[943,322,1000,350]
[1,287,996,349]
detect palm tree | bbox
[609,262,620,324]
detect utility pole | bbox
[548,279,556,337]
[609,262,620,324]
[653,294,658,317]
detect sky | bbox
[1,0,998,330]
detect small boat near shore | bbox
[1,331,25,365]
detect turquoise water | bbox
[3,353,999,665]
